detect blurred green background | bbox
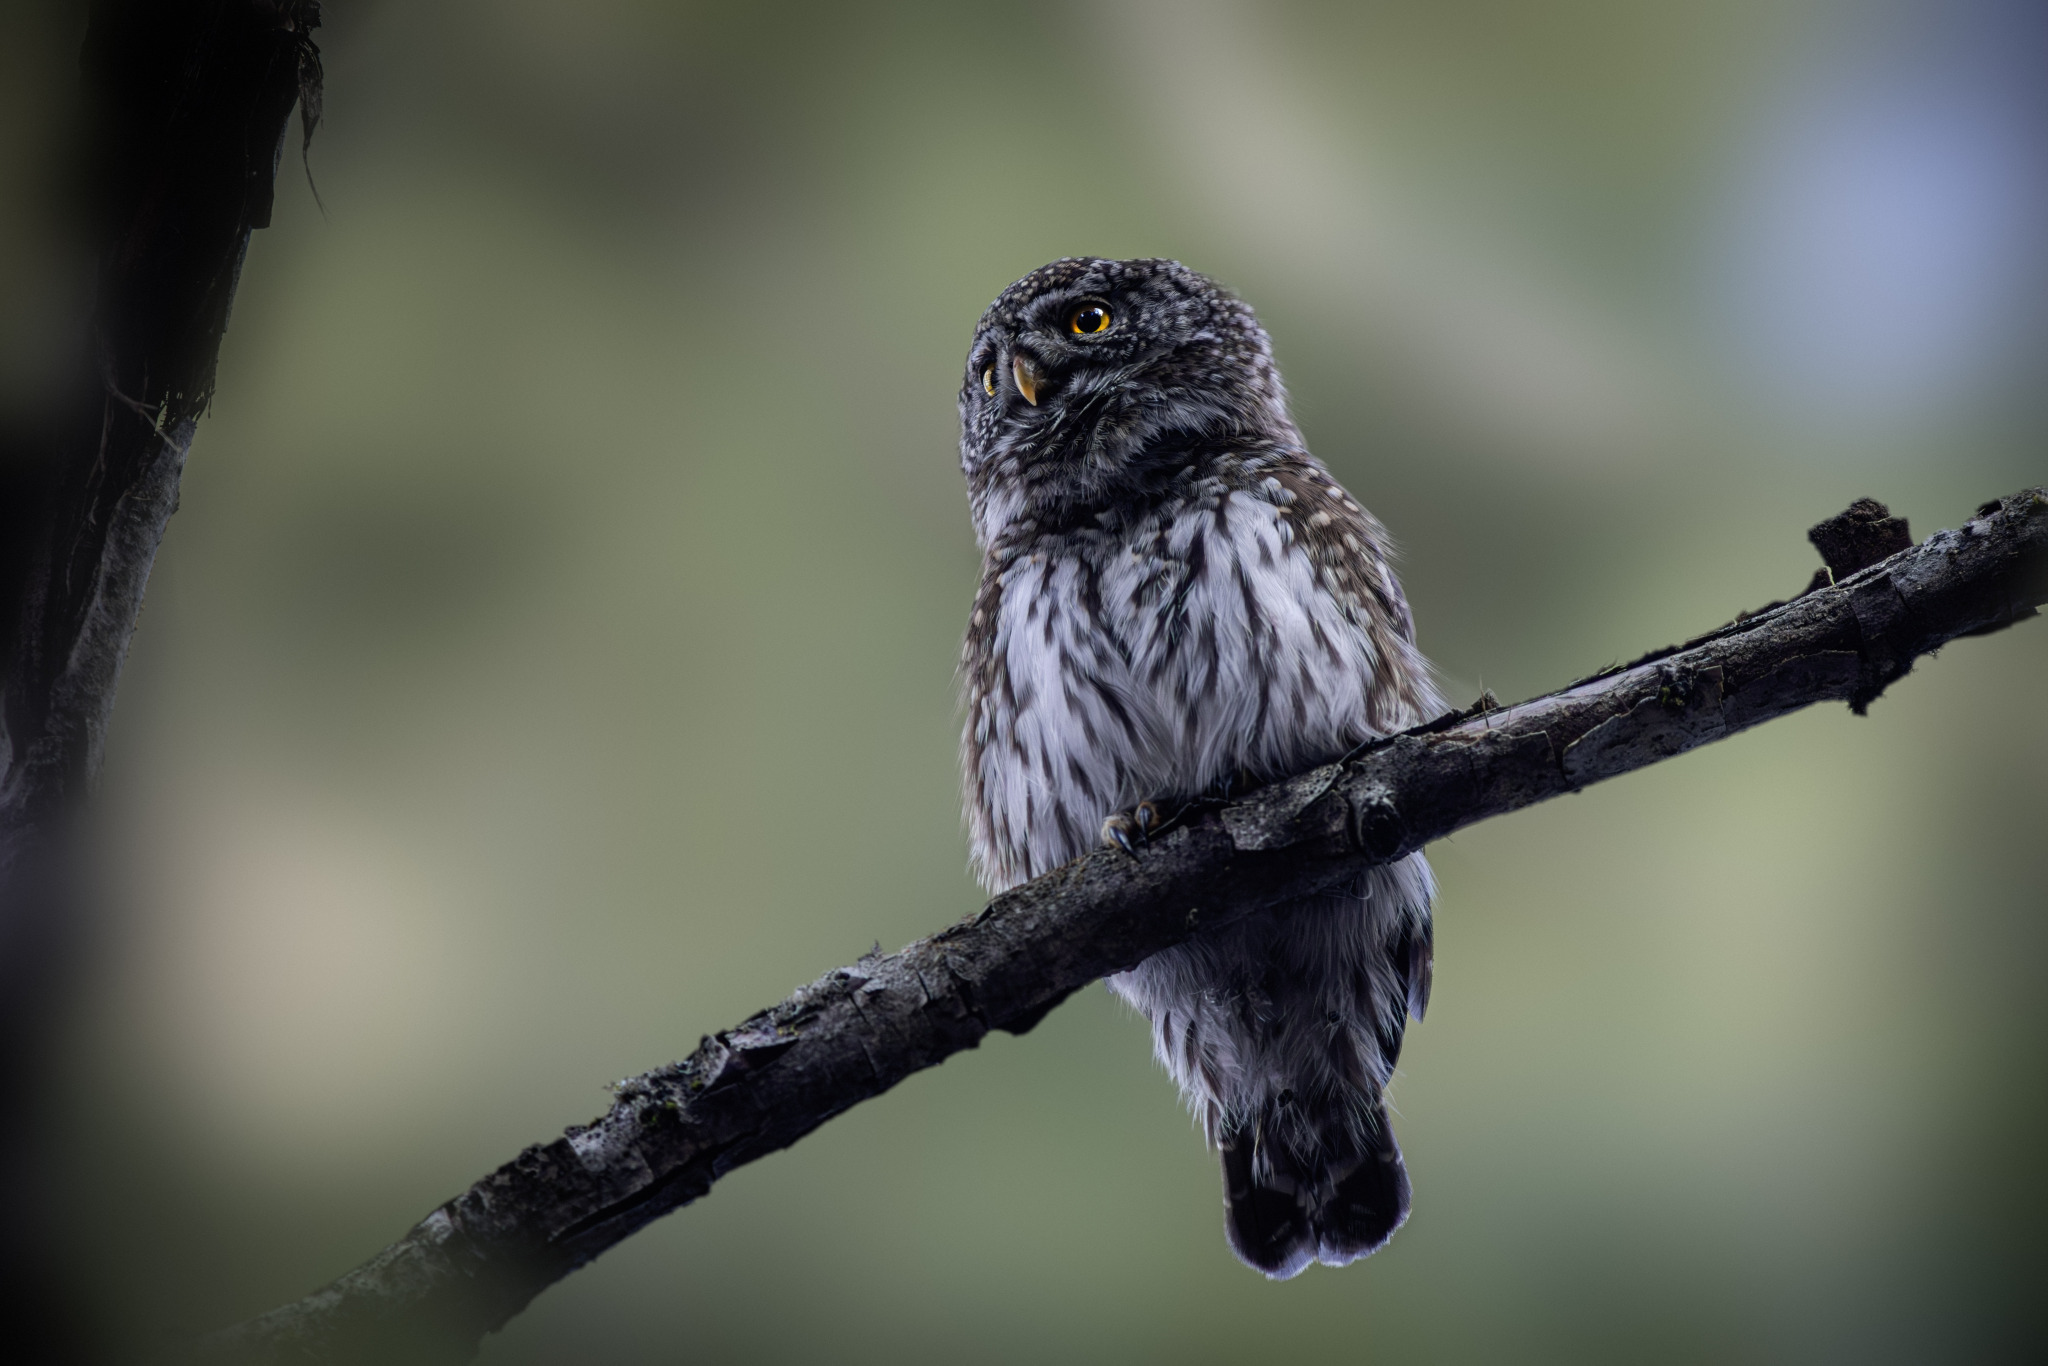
[5,0,2046,1361]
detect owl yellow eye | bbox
[983,367,996,396]
[1069,304,1111,335]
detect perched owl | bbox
[957,258,1443,1278]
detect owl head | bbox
[958,258,1297,544]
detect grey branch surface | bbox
[211,488,2048,1362]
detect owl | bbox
[957,258,1443,1278]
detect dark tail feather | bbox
[1220,1138,1316,1279]
[1219,1096,1411,1277]
[1314,1112,1411,1266]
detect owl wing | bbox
[1264,459,1440,734]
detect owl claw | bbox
[1100,800,1166,853]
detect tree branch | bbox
[209,487,2048,1361]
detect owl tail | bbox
[1218,1088,1411,1280]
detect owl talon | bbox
[1102,815,1139,854]
[1100,800,1166,853]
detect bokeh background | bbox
[4,0,2046,1361]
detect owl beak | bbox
[1011,352,1043,407]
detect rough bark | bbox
[208,488,2048,1362]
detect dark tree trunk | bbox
[0,5,321,1360]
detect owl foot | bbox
[1100,800,1166,854]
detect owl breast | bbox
[964,469,1424,892]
